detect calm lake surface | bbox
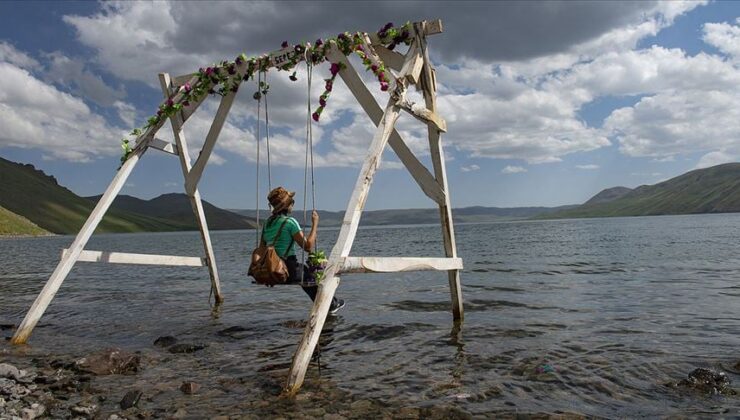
[1,214,739,417]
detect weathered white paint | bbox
[149,137,179,155]
[159,73,223,303]
[339,257,463,274]
[64,249,206,267]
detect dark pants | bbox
[285,256,339,307]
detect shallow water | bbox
[1,214,739,417]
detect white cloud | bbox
[0,61,124,161]
[695,151,736,169]
[45,52,126,106]
[460,164,480,172]
[502,165,526,174]
[703,18,740,61]
[0,42,39,69]
[576,164,599,170]
[113,100,137,127]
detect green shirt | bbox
[261,215,301,257]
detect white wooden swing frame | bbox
[11,19,463,394]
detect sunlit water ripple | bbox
[1,214,739,417]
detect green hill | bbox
[544,163,740,219]
[0,157,190,234]
[87,193,257,230]
[0,205,49,236]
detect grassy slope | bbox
[0,158,191,234]
[0,205,49,236]
[545,163,740,219]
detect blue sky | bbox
[0,1,738,211]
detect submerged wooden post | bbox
[11,147,148,344]
[159,73,224,303]
[416,23,464,321]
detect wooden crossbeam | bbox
[326,44,446,205]
[397,99,447,132]
[399,41,424,85]
[148,137,179,155]
[374,46,404,71]
[63,249,206,267]
[184,90,238,195]
[339,257,462,274]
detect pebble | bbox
[154,336,178,347]
[70,402,98,417]
[120,389,143,409]
[180,381,200,394]
[20,402,45,419]
[349,399,373,411]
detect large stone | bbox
[120,389,143,409]
[667,368,736,396]
[70,402,98,417]
[74,348,140,375]
[153,336,178,348]
[21,402,45,419]
[168,343,207,354]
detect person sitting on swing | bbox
[262,186,345,314]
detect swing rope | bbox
[255,71,262,247]
[301,54,317,279]
[264,72,272,192]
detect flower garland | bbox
[306,250,329,284]
[120,22,413,163]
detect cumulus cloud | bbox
[0,41,39,69]
[703,18,740,60]
[502,165,526,174]
[695,151,736,169]
[460,164,480,172]
[0,60,125,161]
[576,164,599,170]
[45,52,126,106]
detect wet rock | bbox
[168,343,207,354]
[154,336,178,347]
[74,348,140,375]
[180,381,200,394]
[0,363,24,381]
[171,408,188,418]
[350,399,373,411]
[735,360,740,371]
[217,326,249,338]
[70,402,98,417]
[20,402,45,419]
[120,389,143,409]
[397,407,421,419]
[666,368,736,395]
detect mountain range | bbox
[1,156,739,236]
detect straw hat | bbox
[267,187,295,214]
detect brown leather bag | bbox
[248,218,293,286]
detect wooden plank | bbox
[63,249,206,267]
[375,46,404,71]
[159,73,223,303]
[417,32,464,322]
[11,147,146,344]
[286,93,403,395]
[172,73,196,88]
[397,99,447,132]
[399,41,424,85]
[149,137,179,155]
[325,44,446,205]
[184,90,237,195]
[424,19,444,35]
[340,257,462,274]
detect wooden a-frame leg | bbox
[285,96,403,395]
[418,33,464,322]
[159,73,223,303]
[11,148,147,344]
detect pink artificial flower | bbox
[380,82,389,91]
[325,81,333,92]
[183,82,192,93]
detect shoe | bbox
[329,299,345,315]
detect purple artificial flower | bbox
[377,71,385,81]
[383,22,393,31]
[401,30,410,39]
[294,44,305,54]
[380,82,389,91]
[315,38,323,47]
[205,67,213,76]
[166,98,174,107]
[388,43,396,51]
[228,65,236,75]
[371,64,378,72]
[312,112,320,122]
[325,81,333,92]
[281,41,289,48]
[183,100,190,107]
[378,30,387,39]
[319,98,326,107]
[157,109,164,116]
[338,33,347,41]
[330,62,340,75]
[235,56,244,65]
[183,82,192,93]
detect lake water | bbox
[1,214,739,417]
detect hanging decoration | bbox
[120,22,413,163]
